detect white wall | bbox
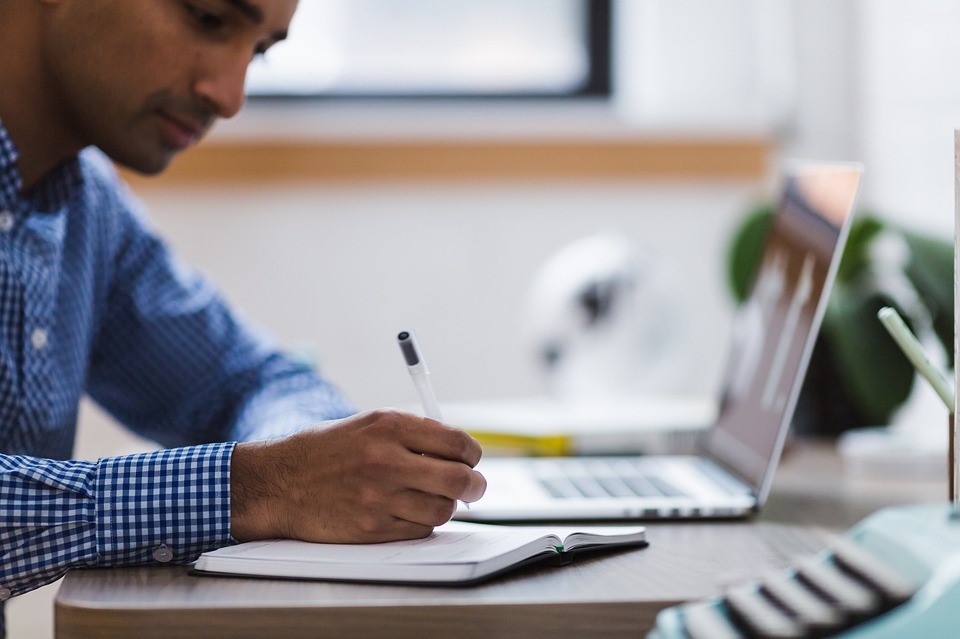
[780,0,860,162]
[131,180,757,410]
[777,0,960,237]
[857,0,960,236]
[614,0,797,132]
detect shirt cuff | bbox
[96,442,235,565]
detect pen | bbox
[396,330,469,509]
[877,307,955,412]
[397,330,444,421]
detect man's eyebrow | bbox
[225,0,288,42]
[226,0,263,25]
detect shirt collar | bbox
[0,118,83,214]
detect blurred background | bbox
[13,1,960,636]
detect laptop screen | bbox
[703,163,862,499]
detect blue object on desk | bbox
[648,504,960,638]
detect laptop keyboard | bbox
[534,458,690,499]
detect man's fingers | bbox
[389,489,458,528]
[402,453,487,503]
[362,518,436,544]
[398,415,483,467]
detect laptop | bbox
[456,162,863,522]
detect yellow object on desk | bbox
[465,430,574,457]
[435,395,714,457]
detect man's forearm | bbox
[0,444,235,598]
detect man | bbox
[0,0,487,633]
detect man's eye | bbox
[185,4,225,30]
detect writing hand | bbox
[230,409,486,543]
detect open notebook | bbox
[193,520,647,585]
[457,162,863,522]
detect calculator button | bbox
[681,602,745,639]
[761,572,844,633]
[830,538,918,603]
[724,586,806,638]
[796,559,879,616]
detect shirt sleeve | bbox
[85,179,355,448]
[0,443,234,599]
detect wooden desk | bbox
[54,441,945,639]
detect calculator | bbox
[648,504,960,638]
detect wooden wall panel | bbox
[121,139,771,187]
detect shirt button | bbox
[153,544,174,563]
[0,210,13,232]
[0,587,10,601]
[30,328,49,350]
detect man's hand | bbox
[229,409,486,543]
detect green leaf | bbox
[726,205,774,303]
[835,216,884,283]
[901,230,955,368]
[824,284,915,423]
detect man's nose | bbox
[192,50,249,119]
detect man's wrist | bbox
[230,439,290,542]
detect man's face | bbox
[38,0,298,174]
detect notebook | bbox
[193,520,647,585]
[456,162,864,522]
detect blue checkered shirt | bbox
[0,121,355,635]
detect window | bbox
[246,0,610,98]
